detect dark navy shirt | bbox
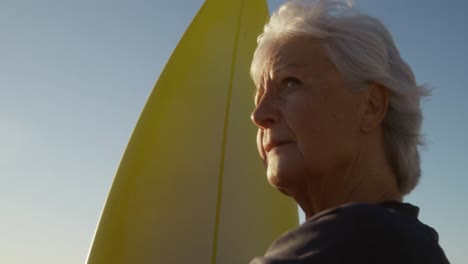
[251,201,450,264]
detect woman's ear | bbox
[361,82,389,133]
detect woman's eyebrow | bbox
[254,63,309,95]
[254,82,265,97]
[269,63,308,77]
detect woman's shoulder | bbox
[304,201,435,243]
[257,202,449,263]
[309,200,419,222]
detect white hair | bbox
[251,0,430,195]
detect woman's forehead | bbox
[260,37,334,79]
[273,38,324,62]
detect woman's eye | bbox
[284,77,301,88]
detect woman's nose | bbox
[251,93,278,129]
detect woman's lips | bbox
[264,141,293,153]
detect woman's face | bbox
[251,37,366,196]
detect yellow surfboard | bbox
[87,0,299,263]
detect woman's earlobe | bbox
[360,83,389,132]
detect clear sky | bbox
[1,0,466,263]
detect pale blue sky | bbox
[1,0,466,263]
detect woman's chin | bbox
[267,170,292,196]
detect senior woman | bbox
[249,1,449,263]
